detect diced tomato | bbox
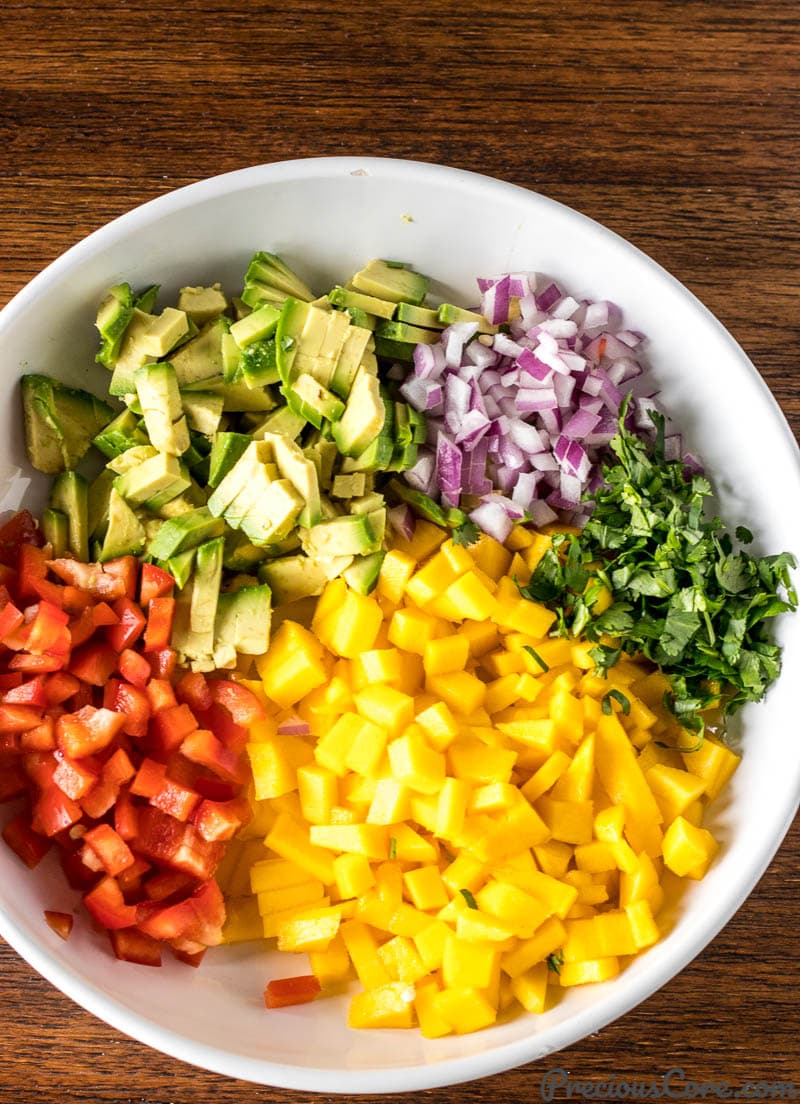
[19,718,57,752]
[210,680,266,726]
[171,945,207,968]
[146,679,178,714]
[148,647,177,679]
[26,601,71,656]
[104,746,136,786]
[60,847,99,890]
[199,701,248,754]
[114,788,139,841]
[192,796,252,842]
[22,750,58,789]
[48,559,126,600]
[140,563,174,607]
[142,597,175,653]
[17,545,52,603]
[176,671,213,714]
[180,728,246,785]
[106,597,147,653]
[116,855,151,894]
[0,704,44,732]
[106,678,151,738]
[3,675,49,708]
[69,641,118,686]
[83,823,135,877]
[0,673,23,692]
[8,653,65,673]
[80,777,118,820]
[92,601,120,627]
[137,879,224,945]
[193,775,238,803]
[2,813,51,867]
[0,602,24,642]
[32,785,83,837]
[44,671,80,706]
[0,510,43,566]
[264,975,321,1009]
[143,869,198,903]
[149,703,198,757]
[84,875,138,929]
[130,758,167,799]
[108,927,162,966]
[52,752,99,801]
[135,807,223,881]
[150,778,201,823]
[117,648,151,688]
[67,606,96,648]
[0,763,28,801]
[61,586,93,615]
[44,909,74,941]
[102,557,139,600]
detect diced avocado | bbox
[233,477,304,547]
[108,444,158,474]
[42,508,68,557]
[239,337,280,388]
[319,494,342,521]
[180,391,224,436]
[184,375,277,412]
[223,529,268,572]
[21,375,115,474]
[214,583,272,657]
[230,303,281,348]
[329,325,374,399]
[143,516,165,543]
[147,507,225,560]
[332,473,366,499]
[221,332,241,382]
[285,373,345,430]
[108,308,159,395]
[259,554,330,605]
[349,492,386,516]
[244,252,315,304]
[95,284,135,368]
[169,317,228,387]
[328,285,396,320]
[177,284,228,326]
[87,468,116,539]
[139,308,190,358]
[366,507,387,546]
[134,362,190,457]
[330,367,386,458]
[134,285,160,314]
[343,551,385,595]
[374,319,441,346]
[275,298,313,384]
[395,302,445,330]
[338,388,394,471]
[207,441,273,517]
[388,479,450,527]
[437,302,498,334]
[156,488,205,519]
[340,305,378,332]
[208,432,251,489]
[92,408,148,459]
[386,439,419,473]
[264,431,321,528]
[50,470,89,561]
[114,452,191,511]
[97,488,146,561]
[372,336,415,362]
[300,514,376,559]
[351,259,429,305]
[171,582,216,672]
[304,440,338,490]
[252,406,306,441]
[231,296,251,320]
[166,547,196,589]
[190,537,224,637]
[408,406,427,444]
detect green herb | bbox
[459,888,478,910]
[521,399,796,732]
[452,518,480,548]
[601,689,631,716]
[546,950,564,975]
[389,836,397,860]
[523,645,549,673]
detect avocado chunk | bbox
[166,547,196,589]
[304,440,338,490]
[300,514,377,559]
[21,374,115,474]
[139,308,190,358]
[259,554,330,605]
[169,317,228,387]
[374,319,441,345]
[343,551,385,595]
[242,251,315,309]
[95,284,135,368]
[328,285,396,320]
[214,583,272,656]
[331,367,386,458]
[349,491,386,516]
[134,285,160,314]
[285,373,345,429]
[252,405,307,441]
[207,441,273,518]
[223,529,268,572]
[264,432,321,528]
[171,582,216,672]
[97,488,146,561]
[395,302,445,330]
[230,303,281,348]
[108,308,159,395]
[114,452,191,511]
[233,477,304,547]
[437,302,498,334]
[207,432,251,489]
[177,284,228,326]
[147,507,225,560]
[329,325,374,398]
[237,337,280,388]
[50,470,89,561]
[180,391,224,435]
[351,259,429,305]
[134,362,190,457]
[190,537,224,637]
[87,468,116,540]
[42,508,68,557]
[182,374,277,412]
[108,444,158,474]
[332,473,366,499]
[93,408,148,459]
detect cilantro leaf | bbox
[452,519,480,548]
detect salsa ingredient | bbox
[522,404,797,731]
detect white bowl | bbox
[1,157,798,1093]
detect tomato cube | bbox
[2,813,51,868]
[106,598,147,653]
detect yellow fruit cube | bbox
[388,606,445,654]
[520,750,571,802]
[405,552,461,607]
[391,822,438,864]
[645,764,706,824]
[433,987,497,1034]
[403,865,449,911]
[476,880,549,938]
[595,713,664,857]
[320,590,383,659]
[442,935,500,990]
[309,930,352,986]
[537,796,593,845]
[551,734,594,802]
[426,670,487,716]
[246,739,297,800]
[510,961,549,1013]
[265,812,336,885]
[496,719,555,758]
[559,956,620,986]
[414,979,453,1038]
[390,518,448,562]
[423,634,470,677]
[256,620,329,707]
[350,648,405,689]
[277,904,342,952]
[469,782,517,814]
[377,548,417,604]
[249,857,311,893]
[343,716,389,777]
[297,763,338,825]
[256,879,325,917]
[413,920,451,972]
[662,815,719,878]
[415,700,460,751]
[681,737,741,801]
[442,572,498,622]
[468,532,513,580]
[333,852,375,899]
[500,915,566,978]
[220,896,263,944]
[594,804,626,842]
[454,909,516,945]
[366,778,411,825]
[435,777,471,838]
[377,935,429,983]
[460,620,501,658]
[348,982,416,1029]
[448,740,517,785]
[354,683,415,735]
[340,919,391,989]
[388,726,446,794]
[314,712,365,777]
[309,823,389,861]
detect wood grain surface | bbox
[1,0,798,1100]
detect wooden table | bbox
[1,0,798,1099]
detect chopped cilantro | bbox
[602,689,631,716]
[523,645,549,673]
[546,950,564,975]
[459,888,478,910]
[452,519,480,548]
[389,836,397,860]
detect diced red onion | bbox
[435,432,463,507]
[388,504,416,541]
[405,449,436,495]
[454,409,491,449]
[535,282,562,311]
[469,500,513,543]
[516,387,558,412]
[563,407,602,438]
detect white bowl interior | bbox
[1,158,798,1093]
